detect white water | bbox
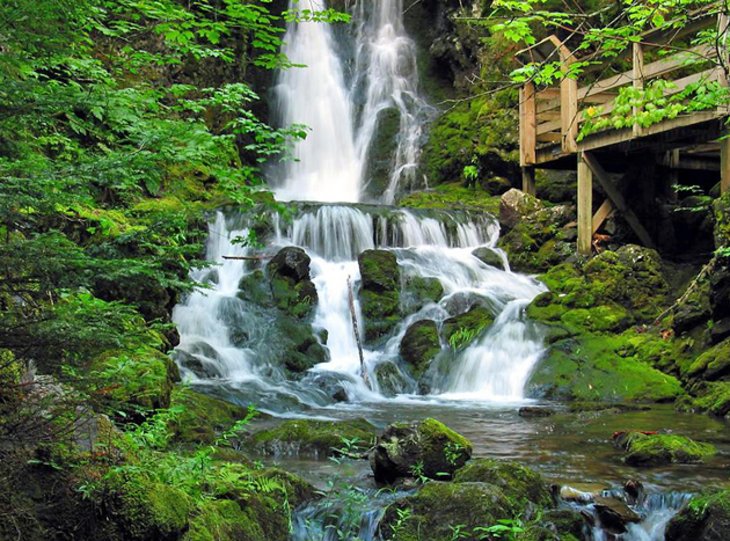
[274,0,431,203]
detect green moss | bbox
[442,306,495,349]
[169,387,250,445]
[453,459,551,508]
[358,249,401,341]
[183,499,262,541]
[618,432,716,466]
[666,489,730,541]
[685,337,730,381]
[400,319,441,378]
[250,418,376,457]
[678,381,730,417]
[714,193,730,249]
[401,276,444,313]
[397,182,502,215]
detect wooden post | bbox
[520,82,536,166]
[522,166,536,195]
[577,152,593,256]
[633,42,644,137]
[721,136,730,194]
[560,44,578,153]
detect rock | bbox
[378,482,516,541]
[710,317,730,343]
[710,263,730,321]
[536,169,577,203]
[237,269,274,308]
[441,305,494,349]
[593,495,641,534]
[672,273,712,334]
[678,381,730,417]
[481,175,512,195]
[304,370,355,402]
[358,249,401,342]
[471,246,504,269]
[372,361,411,397]
[169,387,252,445]
[453,458,552,507]
[685,337,730,382]
[173,347,223,379]
[518,406,555,418]
[267,247,318,318]
[666,489,730,541]
[250,418,377,458]
[369,418,472,483]
[713,192,730,249]
[399,320,441,378]
[401,275,444,314]
[499,188,542,230]
[614,431,716,466]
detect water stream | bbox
[170,1,727,539]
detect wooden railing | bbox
[519,9,728,166]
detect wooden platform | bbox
[518,9,730,255]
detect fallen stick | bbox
[347,275,369,388]
[222,255,273,260]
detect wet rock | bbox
[677,380,730,417]
[237,269,274,308]
[400,319,441,378]
[713,192,730,249]
[372,360,411,397]
[305,370,353,402]
[614,431,716,466]
[453,458,552,507]
[250,418,377,458]
[499,188,542,230]
[685,337,730,382]
[441,305,494,349]
[169,387,252,445]
[593,495,641,534]
[267,247,318,318]
[401,275,444,314]
[369,417,472,483]
[481,175,512,195]
[672,273,712,334]
[710,263,730,321]
[666,489,730,541]
[518,406,556,418]
[358,249,401,342]
[173,348,224,379]
[471,246,504,269]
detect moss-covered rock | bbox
[372,360,411,397]
[614,431,716,466]
[183,499,256,541]
[401,275,444,313]
[677,381,730,417]
[453,458,552,508]
[102,471,192,541]
[713,192,730,250]
[358,249,401,342]
[369,418,472,483]
[169,387,250,445]
[499,188,542,230]
[267,247,318,319]
[397,182,502,215]
[400,320,441,378]
[472,246,504,269]
[237,269,274,308]
[378,481,515,541]
[441,306,494,349]
[250,418,376,458]
[666,489,730,541]
[685,338,730,382]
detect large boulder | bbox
[400,319,441,378]
[267,247,318,318]
[684,338,730,382]
[358,249,401,342]
[441,306,494,350]
[401,275,444,314]
[666,489,730,541]
[499,188,542,230]
[453,458,551,508]
[369,418,472,483]
[613,431,716,466]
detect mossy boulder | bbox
[526,332,685,403]
[275,316,329,373]
[678,381,730,417]
[102,471,192,541]
[397,183,501,215]
[250,418,376,458]
[169,387,251,445]
[672,272,712,334]
[400,320,441,378]
[713,192,730,249]
[369,418,472,483]
[378,481,516,541]
[499,188,542,230]
[237,269,274,308]
[441,306,494,349]
[401,275,444,313]
[472,247,504,269]
[453,458,552,508]
[358,249,401,342]
[666,489,730,541]
[266,247,318,318]
[614,431,716,466]
[685,338,730,382]
[373,360,411,397]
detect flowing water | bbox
[171,1,729,539]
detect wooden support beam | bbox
[721,136,730,194]
[520,82,536,166]
[582,152,657,249]
[592,198,615,234]
[632,42,644,137]
[560,45,578,153]
[522,166,536,195]
[577,152,593,256]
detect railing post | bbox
[577,151,593,256]
[722,137,730,194]
[559,45,578,153]
[633,42,644,137]
[520,81,536,166]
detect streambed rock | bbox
[613,431,716,466]
[472,246,504,269]
[369,417,472,483]
[400,319,441,378]
[666,489,730,541]
[267,247,318,318]
[441,305,494,349]
[358,249,401,342]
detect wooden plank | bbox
[592,198,615,234]
[633,42,644,137]
[582,152,657,249]
[562,76,578,152]
[537,110,561,121]
[577,152,593,256]
[537,119,562,135]
[522,166,536,195]
[537,132,562,143]
[520,82,537,166]
[721,136,730,194]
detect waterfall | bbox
[274,0,431,203]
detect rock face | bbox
[267,247,318,318]
[369,418,472,483]
[399,319,441,378]
[666,489,730,541]
[614,431,716,466]
[358,249,401,342]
